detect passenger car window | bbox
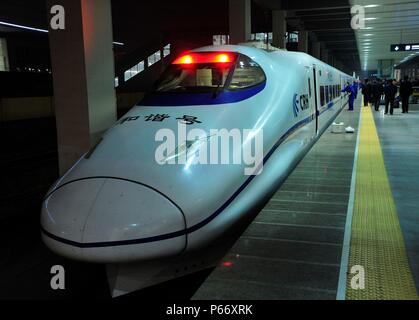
[308,79,312,97]
[325,85,330,103]
[320,86,325,106]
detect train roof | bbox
[192,43,353,79]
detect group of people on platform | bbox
[341,76,415,114]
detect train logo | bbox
[293,93,309,117]
[300,94,309,111]
[293,94,300,117]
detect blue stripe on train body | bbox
[139,82,266,107]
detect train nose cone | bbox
[41,178,186,263]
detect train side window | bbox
[228,54,266,90]
[325,85,330,103]
[320,86,325,106]
[308,78,311,97]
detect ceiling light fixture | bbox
[0,20,124,46]
[0,21,48,33]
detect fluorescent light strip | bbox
[0,21,48,33]
[0,20,124,45]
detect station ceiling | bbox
[255,0,360,73]
[1,1,418,74]
[350,0,419,72]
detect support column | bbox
[298,30,308,53]
[272,10,287,49]
[312,41,321,59]
[48,0,117,174]
[335,59,343,71]
[0,38,9,71]
[229,0,251,44]
[321,45,329,64]
[329,55,334,67]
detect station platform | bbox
[1,99,419,300]
[193,99,419,300]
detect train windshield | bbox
[155,52,265,93]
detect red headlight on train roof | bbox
[172,52,237,65]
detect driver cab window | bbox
[228,55,266,90]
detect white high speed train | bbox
[41,43,353,296]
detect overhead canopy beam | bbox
[253,0,360,73]
[254,0,349,11]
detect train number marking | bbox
[120,116,139,124]
[120,114,203,125]
[145,114,170,122]
[176,115,202,125]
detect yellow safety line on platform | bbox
[346,106,418,300]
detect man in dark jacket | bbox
[399,76,413,113]
[371,79,384,111]
[352,81,359,99]
[362,79,372,107]
[383,79,398,115]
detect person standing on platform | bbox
[362,79,372,107]
[352,81,359,99]
[400,76,413,113]
[342,82,355,111]
[371,79,384,111]
[383,79,397,115]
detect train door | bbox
[312,65,319,134]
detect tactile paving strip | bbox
[346,106,418,300]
